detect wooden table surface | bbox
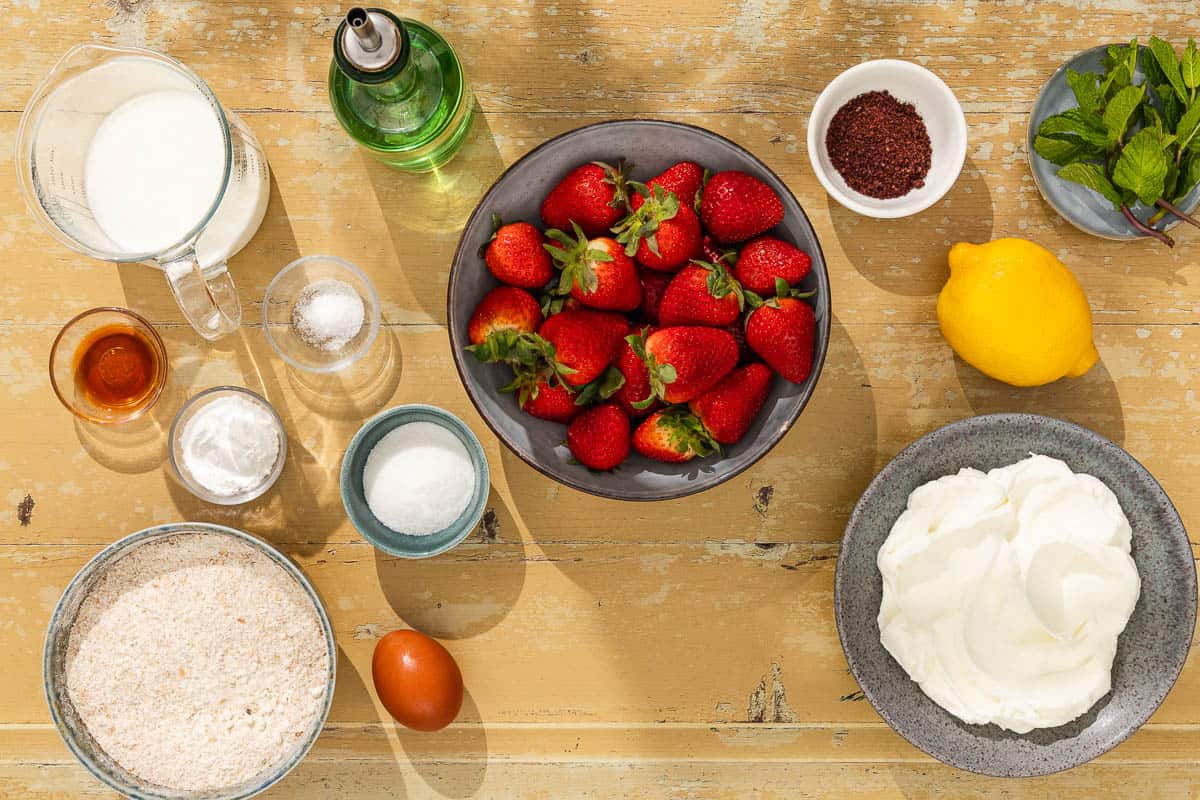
[4,1,1200,797]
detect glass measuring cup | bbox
[16,45,270,341]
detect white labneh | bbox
[877,454,1140,733]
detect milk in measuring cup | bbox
[19,45,270,341]
[85,90,227,254]
[82,84,268,267]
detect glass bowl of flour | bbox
[43,522,336,799]
[169,386,288,505]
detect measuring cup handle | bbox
[160,249,242,341]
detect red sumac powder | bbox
[825,90,932,200]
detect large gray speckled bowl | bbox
[448,119,830,501]
[835,414,1196,777]
[1029,44,1200,240]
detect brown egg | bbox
[371,630,464,732]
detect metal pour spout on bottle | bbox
[328,6,474,173]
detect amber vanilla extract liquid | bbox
[74,326,162,409]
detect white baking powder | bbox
[291,278,365,352]
[64,533,330,792]
[362,421,475,535]
[180,394,281,497]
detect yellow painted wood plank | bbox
[5,760,1200,799]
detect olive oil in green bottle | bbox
[329,7,474,172]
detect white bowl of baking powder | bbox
[169,386,288,505]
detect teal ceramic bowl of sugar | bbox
[340,404,490,559]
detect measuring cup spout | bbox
[161,248,242,341]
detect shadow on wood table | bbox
[364,103,507,327]
[954,355,1125,446]
[373,488,528,640]
[396,688,488,798]
[825,157,993,297]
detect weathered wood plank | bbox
[4,543,1199,729]
[5,758,1200,799]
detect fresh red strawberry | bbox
[628,326,738,405]
[545,223,641,312]
[638,269,671,325]
[657,260,744,327]
[725,320,756,364]
[745,289,817,384]
[688,363,773,444]
[538,309,627,387]
[700,170,784,244]
[614,184,702,272]
[733,236,812,295]
[644,161,705,209]
[567,403,631,470]
[701,234,734,265]
[482,217,553,288]
[467,286,542,346]
[636,205,703,272]
[519,379,581,424]
[540,161,629,237]
[632,408,719,463]
[613,325,661,418]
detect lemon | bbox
[937,238,1098,387]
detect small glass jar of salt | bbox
[292,278,364,352]
[263,255,382,373]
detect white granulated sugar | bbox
[180,394,281,497]
[291,278,365,352]
[363,421,476,535]
[64,534,329,792]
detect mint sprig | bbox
[1035,37,1200,246]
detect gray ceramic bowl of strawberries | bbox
[447,119,831,501]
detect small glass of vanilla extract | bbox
[50,308,168,424]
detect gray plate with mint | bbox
[1029,41,1200,242]
[835,414,1196,777]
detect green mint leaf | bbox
[1033,134,1098,166]
[1175,151,1200,203]
[1038,109,1108,148]
[1066,69,1103,115]
[1101,84,1145,146]
[1143,43,1167,88]
[1154,85,1184,131]
[1176,101,1200,153]
[1183,39,1200,90]
[1164,160,1181,204]
[1058,162,1125,209]
[1113,127,1171,206]
[1149,37,1189,104]
[1101,40,1138,100]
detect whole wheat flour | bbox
[64,533,330,791]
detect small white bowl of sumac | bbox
[808,59,968,219]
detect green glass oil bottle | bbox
[329,7,474,172]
